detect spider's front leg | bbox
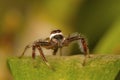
[19,41,51,68]
[64,33,90,66]
[19,44,32,58]
[19,43,38,59]
[36,45,50,66]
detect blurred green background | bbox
[0,0,120,80]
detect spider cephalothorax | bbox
[50,30,65,48]
[19,29,90,67]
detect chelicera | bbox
[19,29,90,67]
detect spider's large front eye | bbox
[53,35,63,40]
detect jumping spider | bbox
[19,29,90,67]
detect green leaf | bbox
[8,55,120,80]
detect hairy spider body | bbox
[19,30,89,67]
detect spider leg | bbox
[77,37,90,66]
[32,46,36,59]
[79,38,90,66]
[78,37,90,66]
[53,47,62,56]
[79,37,90,56]
[36,45,50,67]
[19,45,31,58]
[59,48,62,56]
[35,41,55,70]
[53,48,58,55]
[64,33,90,66]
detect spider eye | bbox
[53,35,63,40]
